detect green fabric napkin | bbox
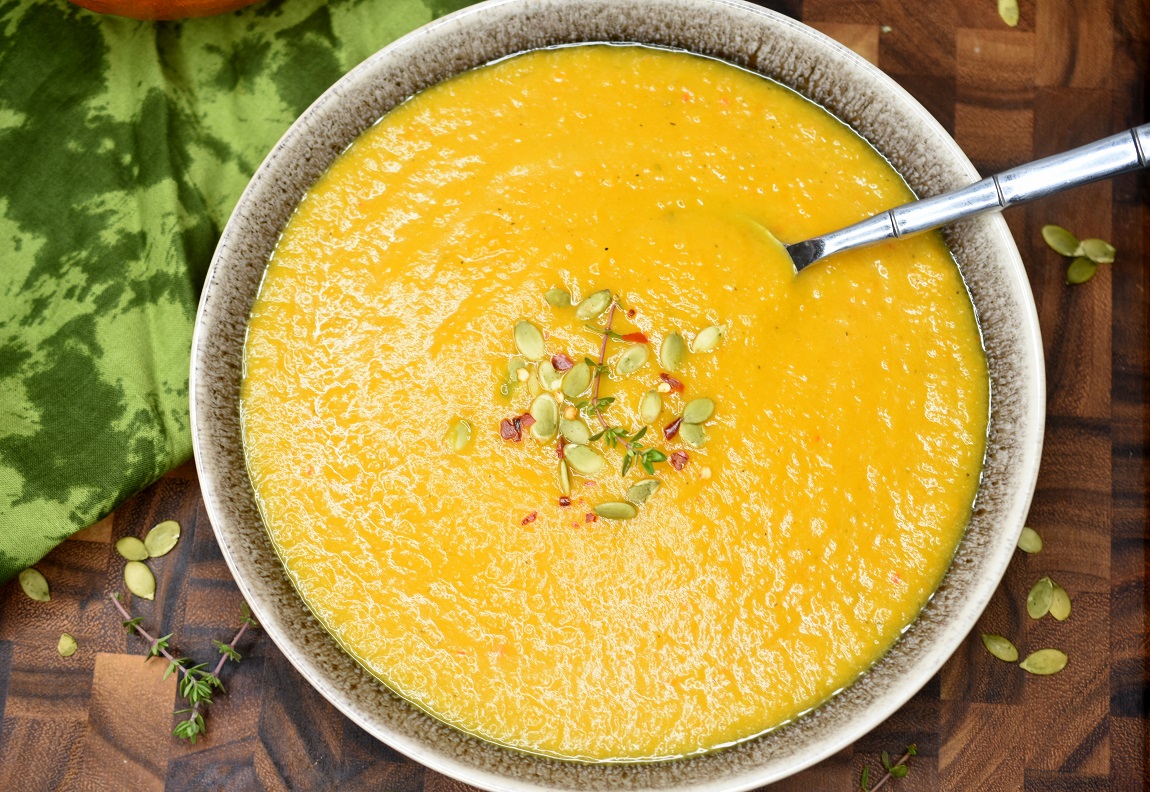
[0,0,474,581]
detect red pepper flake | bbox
[519,412,536,430]
[627,308,637,318]
[585,512,598,523]
[670,450,690,471]
[500,418,522,442]
[663,416,683,441]
[551,353,575,372]
[559,496,571,507]
[584,480,597,487]
[556,437,566,458]
[521,511,538,525]
[659,372,685,393]
[620,331,648,343]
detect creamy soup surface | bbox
[242,44,989,761]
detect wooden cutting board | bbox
[1,1,1146,789]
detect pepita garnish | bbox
[1019,648,1068,676]
[145,520,182,558]
[980,632,1019,663]
[57,633,78,658]
[997,0,1019,26]
[527,372,544,397]
[1017,526,1042,554]
[693,325,724,353]
[615,345,649,376]
[594,501,638,520]
[514,320,546,360]
[564,444,605,476]
[682,397,715,425]
[1066,256,1097,285]
[18,568,50,602]
[115,536,149,561]
[558,459,571,496]
[561,361,592,398]
[1049,582,1071,621]
[659,332,686,371]
[1042,224,1081,257]
[625,478,661,505]
[1026,576,1054,619]
[545,287,571,307]
[560,416,592,445]
[507,356,527,380]
[639,390,662,424]
[124,560,156,601]
[538,360,564,391]
[529,395,559,440]
[446,419,472,452]
[680,423,708,448]
[1080,238,1116,264]
[575,289,612,320]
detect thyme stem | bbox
[188,621,249,724]
[590,303,617,430]
[867,748,914,792]
[109,592,194,681]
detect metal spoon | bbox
[786,123,1150,272]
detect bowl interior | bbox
[190,1,1044,789]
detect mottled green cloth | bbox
[0,0,472,581]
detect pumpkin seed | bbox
[527,372,543,397]
[625,478,661,505]
[507,356,527,380]
[980,632,1019,663]
[560,416,592,445]
[561,361,592,398]
[57,633,78,658]
[639,390,663,424]
[594,501,638,520]
[1080,238,1116,264]
[145,520,182,558]
[545,287,571,307]
[564,444,605,476]
[446,419,472,452]
[575,289,612,320]
[18,568,50,602]
[1049,582,1071,621]
[538,361,563,391]
[1041,224,1081,257]
[1066,256,1097,284]
[514,320,546,360]
[529,395,559,440]
[694,325,724,352]
[1019,648,1068,676]
[615,345,649,376]
[114,536,148,561]
[997,0,1019,26]
[1027,576,1054,619]
[124,560,156,601]
[682,397,715,424]
[1017,526,1042,554]
[680,423,708,448]
[659,332,687,371]
[558,459,571,496]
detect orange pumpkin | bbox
[68,0,264,20]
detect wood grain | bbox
[0,1,1146,789]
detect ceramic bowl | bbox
[190,0,1045,788]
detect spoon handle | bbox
[789,123,1150,271]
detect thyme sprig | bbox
[860,744,917,791]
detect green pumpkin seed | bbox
[115,536,149,561]
[1020,648,1068,676]
[529,396,559,440]
[1041,224,1081,257]
[446,420,472,452]
[538,361,564,391]
[1079,238,1116,264]
[615,345,649,376]
[527,372,543,397]
[997,0,1019,26]
[639,390,663,424]
[507,356,527,380]
[659,332,687,371]
[560,417,591,445]
[545,287,571,307]
[1027,576,1053,619]
[625,478,661,505]
[594,501,638,520]
[1066,256,1097,284]
[558,459,571,496]
[1017,526,1042,554]
[682,397,715,425]
[680,423,708,448]
[564,444,605,476]
[694,325,724,353]
[561,362,592,398]
[980,632,1019,662]
[18,568,50,602]
[514,320,546,360]
[575,289,612,320]
[145,520,182,558]
[124,560,156,601]
[1049,582,1071,621]
[57,633,78,658]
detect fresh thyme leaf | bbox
[214,639,242,663]
[881,751,892,771]
[890,764,908,779]
[241,601,259,629]
[645,449,667,464]
[907,744,917,756]
[589,430,606,442]
[631,425,648,443]
[621,452,635,477]
[122,617,144,634]
[860,766,870,791]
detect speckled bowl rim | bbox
[190,1,1046,789]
